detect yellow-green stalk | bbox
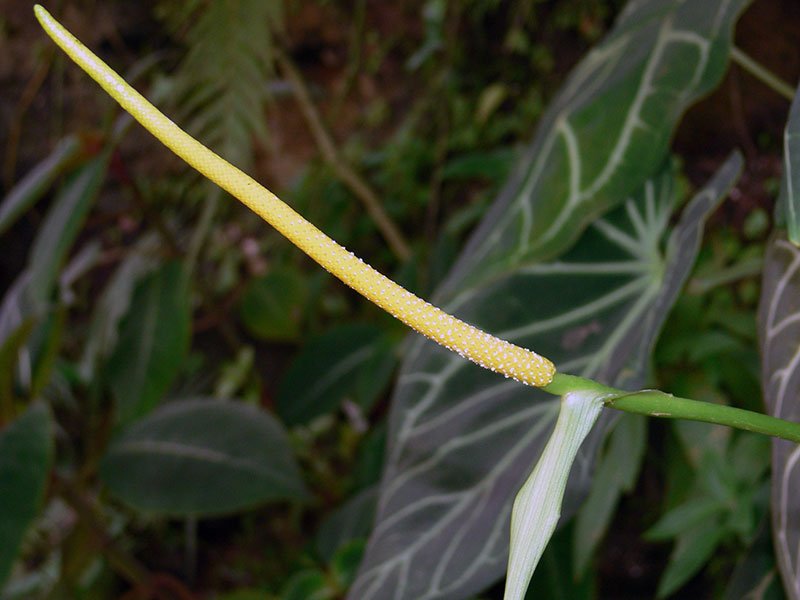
[34,4,555,387]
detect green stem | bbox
[542,372,800,444]
[730,46,796,101]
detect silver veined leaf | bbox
[438,0,750,293]
[349,153,742,600]
[758,234,800,600]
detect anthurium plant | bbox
[1,1,798,599]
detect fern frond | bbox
[169,0,283,170]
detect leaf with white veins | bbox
[350,153,742,600]
[758,233,800,600]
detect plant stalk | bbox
[543,373,800,444]
[730,46,796,101]
[274,47,412,261]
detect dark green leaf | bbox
[573,413,646,576]
[101,399,308,516]
[316,486,378,562]
[644,496,724,541]
[525,523,594,600]
[238,268,307,342]
[657,518,725,598]
[353,423,387,489]
[79,235,160,381]
[105,262,191,425]
[441,148,515,183]
[697,448,739,503]
[331,540,367,589]
[778,84,800,244]
[724,519,787,600]
[28,308,65,400]
[438,0,749,281]
[757,233,800,600]
[0,275,34,381]
[279,570,333,600]
[0,135,81,237]
[0,404,53,588]
[26,152,109,309]
[350,153,742,600]
[278,324,398,425]
[730,433,771,487]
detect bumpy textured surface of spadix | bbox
[34,5,555,387]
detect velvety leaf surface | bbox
[105,261,191,425]
[758,233,800,600]
[438,0,749,289]
[0,404,53,588]
[349,153,742,600]
[278,323,398,425]
[101,399,308,515]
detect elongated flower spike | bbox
[34,5,555,387]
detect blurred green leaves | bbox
[0,404,53,589]
[164,0,283,169]
[278,323,398,425]
[645,429,770,597]
[0,135,81,237]
[101,399,308,515]
[573,413,646,577]
[238,268,308,342]
[106,262,191,425]
[4,1,798,598]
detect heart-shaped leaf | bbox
[437,0,749,289]
[349,153,742,600]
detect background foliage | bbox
[1,0,799,599]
